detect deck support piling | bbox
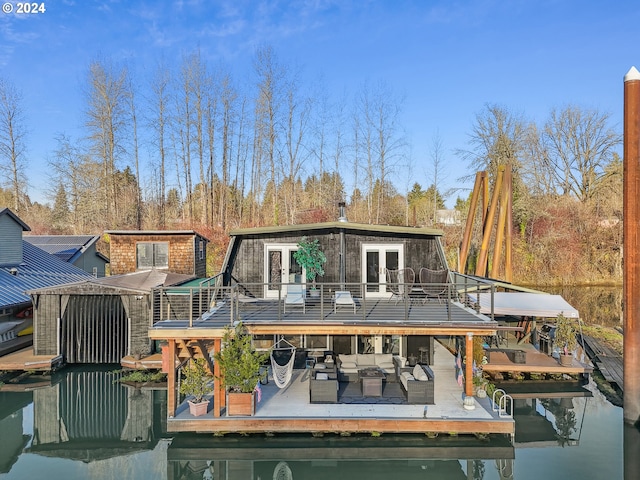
[167,339,177,418]
[624,66,640,426]
[213,338,222,417]
[464,332,475,410]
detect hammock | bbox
[270,337,296,389]
[273,461,293,480]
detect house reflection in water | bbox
[166,435,515,480]
[26,368,168,460]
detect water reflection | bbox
[547,285,622,327]
[0,368,625,479]
[166,434,514,480]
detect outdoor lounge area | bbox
[166,340,514,438]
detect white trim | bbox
[264,243,305,298]
[361,243,404,297]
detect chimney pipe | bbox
[338,202,347,222]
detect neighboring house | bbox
[0,208,93,353]
[106,230,209,277]
[23,235,109,277]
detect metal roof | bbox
[229,221,443,237]
[23,235,101,263]
[0,241,94,308]
[27,269,197,295]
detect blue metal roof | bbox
[23,235,100,263]
[0,241,93,308]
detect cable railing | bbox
[150,274,497,328]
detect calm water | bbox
[0,286,634,479]
[0,366,629,480]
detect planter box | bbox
[227,391,255,416]
[558,353,574,367]
[512,350,526,364]
[187,399,209,417]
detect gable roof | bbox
[0,207,30,231]
[0,241,93,308]
[23,235,106,263]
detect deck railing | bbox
[150,274,496,327]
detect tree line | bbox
[0,46,622,284]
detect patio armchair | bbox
[309,370,338,403]
[385,267,415,304]
[419,268,449,304]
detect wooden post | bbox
[213,338,221,417]
[504,164,513,282]
[459,172,485,272]
[476,167,505,277]
[624,66,640,425]
[167,339,176,418]
[465,333,474,398]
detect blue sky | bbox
[1,0,639,207]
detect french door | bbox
[264,244,304,298]
[361,244,404,296]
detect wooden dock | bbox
[0,347,62,371]
[580,334,623,391]
[482,348,593,379]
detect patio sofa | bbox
[397,363,435,404]
[335,353,398,382]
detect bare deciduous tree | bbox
[0,77,28,212]
[541,105,621,203]
[84,58,131,227]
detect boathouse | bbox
[26,230,211,364]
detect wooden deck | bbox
[580,334,623,390]
[166,341,515,438]
[0,346,62,371]
[482,348,593,378]
[150,298,500,340]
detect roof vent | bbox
[9,267,18,276]
[338,202,348,222]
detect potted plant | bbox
[214,322,269,416]
[293,237,326,297]
[179,358,213,416]
[554,313,578,366]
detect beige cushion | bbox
[340,361,357,369]
[413,364,429,381]
[375,353,393,365]
[357,354,376,366]
[314,363,326,370]
[340,354,357,364]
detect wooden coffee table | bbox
[359,368,385,397]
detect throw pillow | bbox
[413,364,429,381]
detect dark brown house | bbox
[107,230,209,277]
[223,221,446,298]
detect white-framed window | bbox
[136,242,169,270]
[199,239,204,260]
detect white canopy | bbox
[470,292,579,318]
